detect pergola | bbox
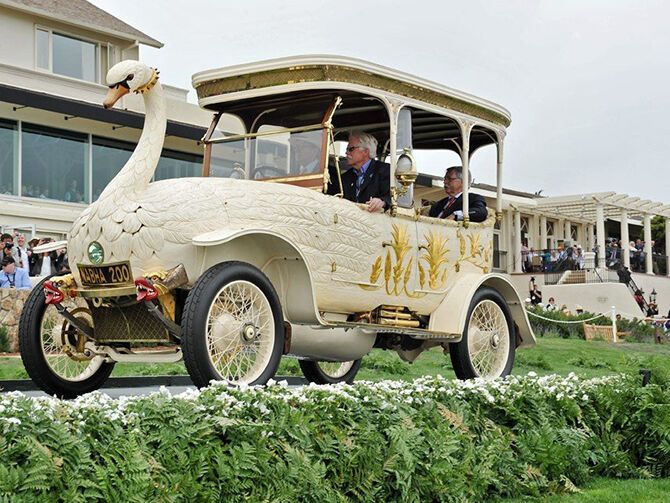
[534,192,670,274]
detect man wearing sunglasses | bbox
[330,131,390,212]
[429,166,488,222]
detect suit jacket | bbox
[327,159,391,210]
[429,192,488,222]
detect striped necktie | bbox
[438,197,456,218]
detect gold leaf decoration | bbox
[370,256,382,283]
[419,230,450,291]
[418,262,426,289]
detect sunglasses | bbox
[346,145,364,153]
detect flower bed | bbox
[1,373,669,501]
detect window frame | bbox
[34,25,105,84]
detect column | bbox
[514,209,522,273]
[596,205,605,268]
[666,218,670,278]
[564,220,572,243]
[620,210,630,269]
[644,214,653,274]
[586,224,594,251]
[557,218,564,242]
[530,214,539,249]
[504,210,513,273]
[540,215,547,250]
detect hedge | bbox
[1,372,669,502]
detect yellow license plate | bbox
[77,261,133,287]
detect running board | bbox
[99,346,183,363]
[322,321,460,340]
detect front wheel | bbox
[181,261,285,388]
[299,359,362,384]
[19,276,114,398]
[449,287,515,380]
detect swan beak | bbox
[103,85,130,109]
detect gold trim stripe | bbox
[195,65,510,128]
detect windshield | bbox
[207,128,325,181]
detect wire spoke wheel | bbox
[450,287,515,380]
[40,304,104,382]
[206,280,275,384]
[19,274,115,398]
[299,358,362,384]
[467,300,510,378]
[182,261,284,388]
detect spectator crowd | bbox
[1,230,68,289]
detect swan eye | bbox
[127,74,134,81]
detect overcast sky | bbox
[91,0,670,202]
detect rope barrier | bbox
[524,309,608,324]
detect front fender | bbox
[428,273,535,348]
[192,228,320,324]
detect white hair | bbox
[349,131,378,158]
[446,166,473,188]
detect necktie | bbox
[438,197,455,218]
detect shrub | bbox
[361,351,408,375]
[1,373,669,501]
[0,325,9,353]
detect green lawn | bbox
[2,335,670,382]
[501,477,670,502]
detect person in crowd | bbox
[429,166,488,222]
[328,131,390,212]
[617,265,632,285]
[30,238,58,277]
[0,256,31,290]
[575,305,584,315]
[55,246,69,272]
[12,234,30,273]
[633,289,645,310]
[530,284,543,305]
[1,233,14,260]
[545,297,557,311]
[575,245,585,270]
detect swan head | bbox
[103,60,160,109]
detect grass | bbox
[501,477,670,502]
[2,334,670,382]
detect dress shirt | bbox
[0,268,31,289]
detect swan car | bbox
[19,56,535,397]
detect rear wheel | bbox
[299,359,361,384]
[19,276,114,398]
[181,262,284,388]
[450,287,515,380]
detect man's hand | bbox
[366,197,385,213]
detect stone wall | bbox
[0,288,31,352]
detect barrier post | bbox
[611,306,618,343]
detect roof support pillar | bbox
[564,220,572,243]
[666,218,670,278]
[530,214,539,250]
[540,215,547,251]
[495,134,504,218]
[586,224,594,252]
[621,210,630,269]
[513,209,523,273]
[596,205,605,268]
[644,214,653,274]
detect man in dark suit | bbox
[429,166,488,222]
[328,131,390,212]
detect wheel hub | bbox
[490,332,500,348]
[241,322,258,342]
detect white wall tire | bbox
[181,262,284,387]
[449,287,515,380]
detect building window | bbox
[154,149,203,181]
[21,123,88,202]
[35,28,100,83]
[92,136,133,201]
[0,119,19,196]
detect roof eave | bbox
[0,0,163,48]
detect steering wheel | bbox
[252,166,285,180]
